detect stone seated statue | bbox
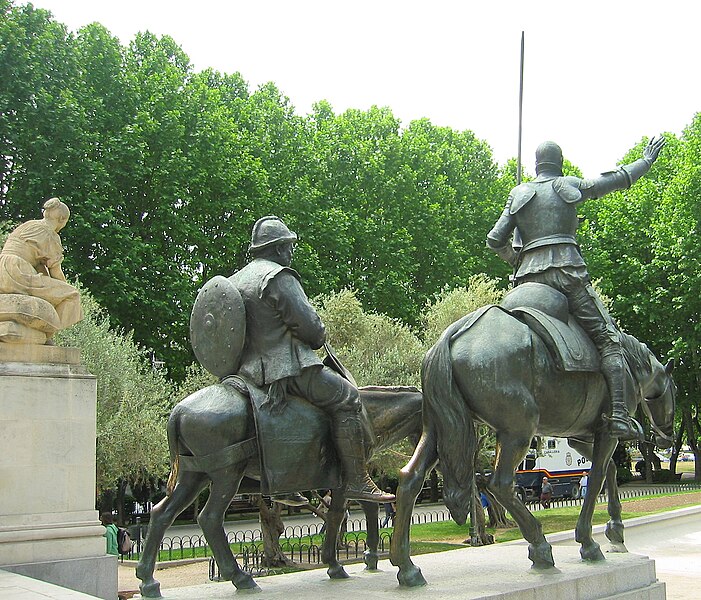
[0,198,82,344]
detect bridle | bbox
[640,374,675,443]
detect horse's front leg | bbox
[321,488,349,579]
[359,500,380,570]
[390,427,439,587]
[574,431,616,561]
[488,432,555,569]
[136,471,209,598]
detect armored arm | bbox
[265,270,326,349]
[486,196,519,267]
[584,136,665,199]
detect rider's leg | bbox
[568,280,639,440]
[519,267,639,441]
[290,366,394,503]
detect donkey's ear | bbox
[665,358,676,374]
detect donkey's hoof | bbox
[232,571,260,590]
[139,580,162,598]
[363,550,379,571]
[328,564,350,579]
[580,542,605,562]
[397,565,427,587]
[528,541,555,569]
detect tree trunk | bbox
[116,479,127,526]
[669,422,684,475]
[255,496,294,567]
[97,488,115,515]
[682,406,701,480]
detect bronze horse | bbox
[136,384,422,597]
[390,283,676,586]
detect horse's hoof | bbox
[528,541,555,569]
[139,580,162,598]
[363,551,379,571]
[232,571,259,590]
[580,542,605,562]
[397,565,427,587]
[605,520,625,545]
[327,564,350,579]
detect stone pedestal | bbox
[0,345,117,599]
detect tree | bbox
[577,125,701,477]
[54,286,173,520]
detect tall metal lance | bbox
[517,31,525,188]
[511,31,525,277]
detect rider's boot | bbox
[335,413,395,503]
[600,352,642,441]
[272,492,309,506]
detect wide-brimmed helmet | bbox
[250,216,297,251]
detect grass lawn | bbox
[675,460,696,474]
[134,489,700,563]
[405,489,701,553]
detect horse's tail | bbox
[165,409,180,496]
[422,316,477,525]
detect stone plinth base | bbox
[140,545,664,599]
[0,349,116,600]
[2,555,116,599]
[1,568,104,599]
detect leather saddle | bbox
[500,282,600,373]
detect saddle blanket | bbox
[247,383,342,495]
[451,305,599,373]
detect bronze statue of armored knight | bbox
[487,137,665,440]
[190,216,393,504]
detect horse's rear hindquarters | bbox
[450,308,539,435]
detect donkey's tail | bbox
[165,409,180,496]
[422,316,477,525]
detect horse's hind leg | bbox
[574,431,616,561]
[390,425,439,587]
[136,471,209,598]
[321,488,350,579]
[489,432,555,569]
[198,466,258,590]
[359,500,380,570]
[604,456,626,549]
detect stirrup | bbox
[602,413,643,441]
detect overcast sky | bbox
[27,0,701,175]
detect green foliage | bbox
[54,286,173,491]
[616,465,634,485]
[173,363,217,402]
[577,123,701,455]
[0,220,12,245]
[1,2,508,379]
[422,274,505,345]
[316,289,423,387]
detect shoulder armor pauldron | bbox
[509,183,537,214]
[552,177,582,204]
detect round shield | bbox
[190,275,246,378]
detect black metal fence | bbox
[122,481,701,576]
